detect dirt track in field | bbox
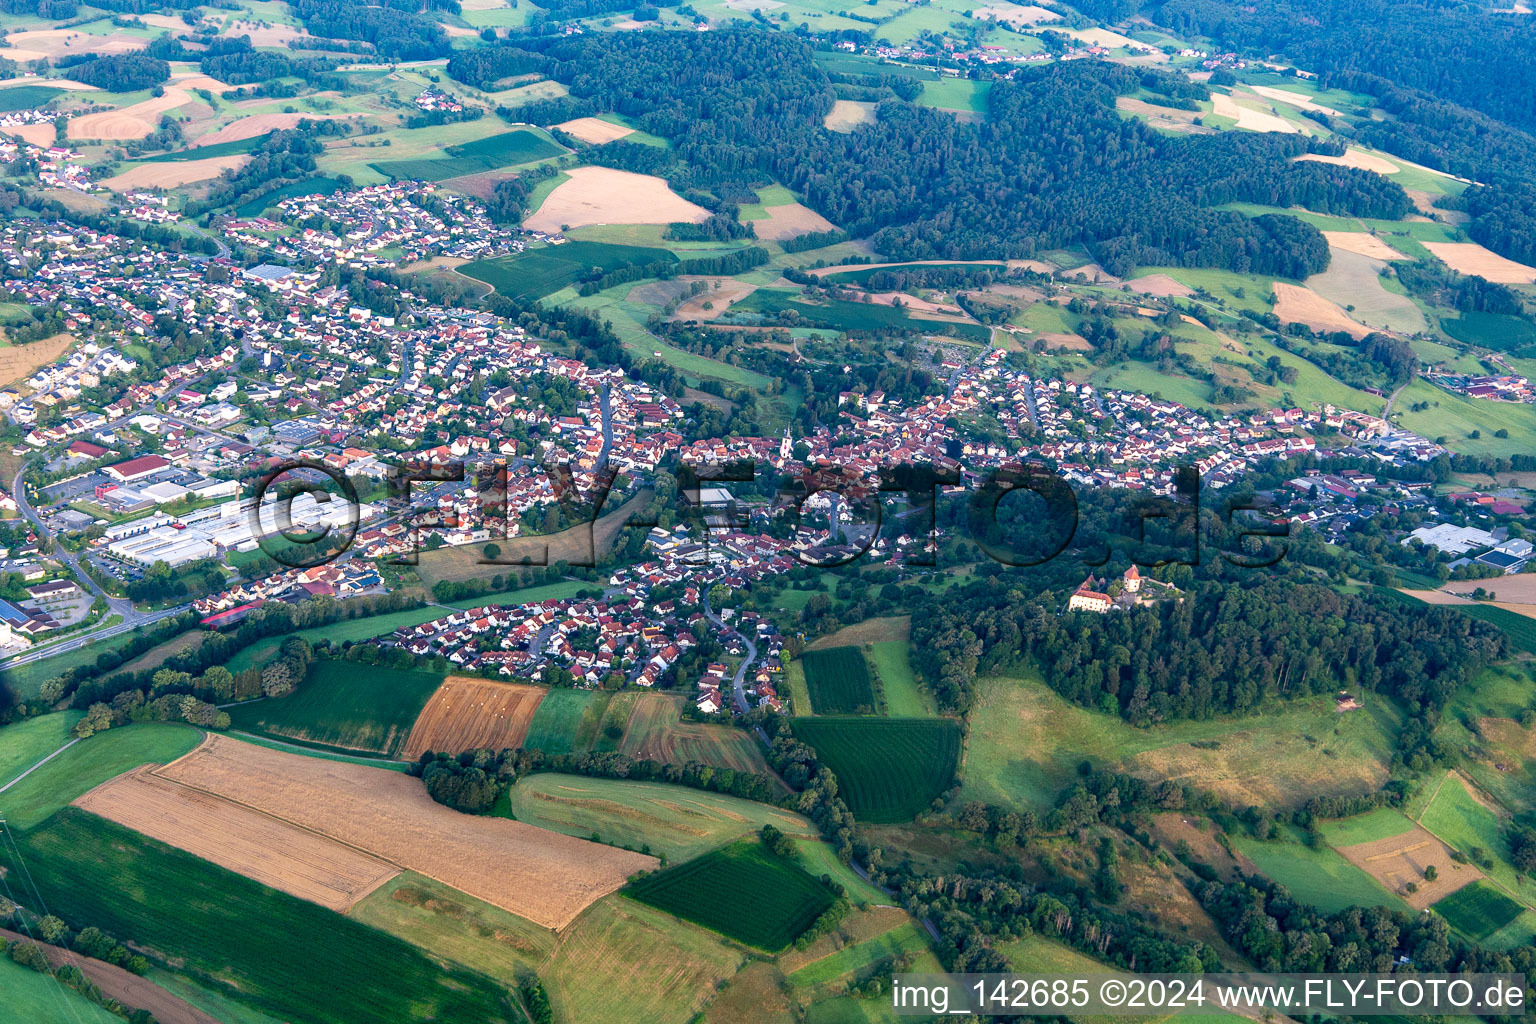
[75,765,400,912]
[401,676,546,759]
[155,735,655,928]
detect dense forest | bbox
[497,30,1407,277]
[290,0,455,60]
[910,574,1503,764]
[64,53,169,92]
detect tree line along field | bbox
[791,717,962,822]
[801,645,876,714]
[370,129,565,182]
[462,240,678,301]
[0,810,523,1024]
[226,661,443,757]
[623,839,837,952]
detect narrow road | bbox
[0,604,190,672]
[702,593,757,715]
[0,737,78,795]
[596,384,613,472]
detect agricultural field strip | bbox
[153,735,655,929]
[74,765,399,913]
[400,676,545,760]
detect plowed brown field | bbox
[75,765,399,912]
[1337,826,1479,909]
[402,676,546,760]
[156,735,654,928]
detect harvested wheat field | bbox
[194,112,357,147]
[1443,575,1536,603]
[751,202,836,241]
[1128,273,1194,297]
[170,73,237,94]
[1212,91,1301,134]
[102,154,248,191]
[823,99,875,133]
[0,333,71,386]
[669,277,757,320]
[1337,827,1479,909]
[524,166,711,233]
[555,117,634,145]
[1298,149,1400,175]
[75,766,399,912]
[1,29,146,59]
[1273,282,1370,339]
[156,734,654,928]
[1323,231,1405,259]
[1250,85,1341,116]
[1424,242,1536,284]
[69,89,192,141]
[4,123,55,147]
[401,677,546,760]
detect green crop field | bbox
[1235,837,1408,913]
[1433,881,1525,941]
[624,840,837,951]
[1320,807,1417,846]
[226,661,442,756]
[462,241,677,301]
[1,810,519,1024]
[0,722,201,830]
[787,920,930,988]
[1442,312,1536,356]
[144,134,268,162]
[0,710,81,787]
[0,85,63,111]
[370,129,563,181]
[499,772,815,861]
[791,717,961,822]
[233,175,347,217]
[523,687,604,754]
[801,646,876,714]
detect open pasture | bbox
[400,676,545,759]
[524,166,711,233]
[501,772,815,861]
[542,896,744,1024]
[157,735,655,928]
[0,721,202,830]
[1441,312,1536,356]
[74,765,399,912]
[1434,881,1525,941]
[227,661,442,756]
[823,99,875,133]
[869,640,933,716]
[791,716,961,822]
[801,645,876,714]
[1306,250,1426,334]
[0,711,80,788]
[1,809,520,1024]
[624,840,836,951]
[1236,837,1408,913]
[960,674,1399,812]
[233,175,346,217]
